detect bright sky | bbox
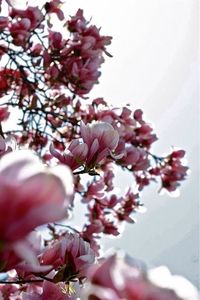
[64,1,198,288]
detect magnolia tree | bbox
[0,1,198,299]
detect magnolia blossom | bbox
[44,0,64,22]
[51,121,121,171]
[42,8,112,95]
[0,150,73,269]
[61,9,112,95]
[85,253,199,300]
[119,145,150,171]
[83,178,105,202]
[80,121,120,167]
[50,139,88,171]
[40,232,95,283]
[9,6,43,46]
[161,150,188,192]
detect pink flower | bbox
[44,0,64,22]
[61,56,102,95]
[10,7,43,29]
[10,18,32,46]
[48,31,65,50]
[50,139,88,171]
[161,150,188,192]
[149,149,188,193]
[83,178,105,202]
[116,189,140,223]
[9,6,43,46]
[0,150,73,244]
[80,121,119,168]
[39,232,95,283]
[67,9,88,33]
[119,146,140,166]
[51,122,119,172]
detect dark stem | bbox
[37,275,53,282]
[0,123,5,138]
[0,279,43,285]
[73,169,100,176]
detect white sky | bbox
[64,0,199,288]
[4,0,199,287]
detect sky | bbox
[64,0,199,287]
[5,0,200,288]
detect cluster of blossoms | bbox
[45,8,112,96]
[0,0,197,299]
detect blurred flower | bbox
[0,150,73,269]
[85,252,199,300]
[0,135,16,157]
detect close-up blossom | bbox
[0,150,73,269]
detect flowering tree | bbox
[0,1,198,299]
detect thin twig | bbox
[0,279,43,285]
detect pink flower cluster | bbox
[81,186,140,254]
[45,9,112,95]
[149,149,188,192]
[161,150,188,192]
[9,6,43,46]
